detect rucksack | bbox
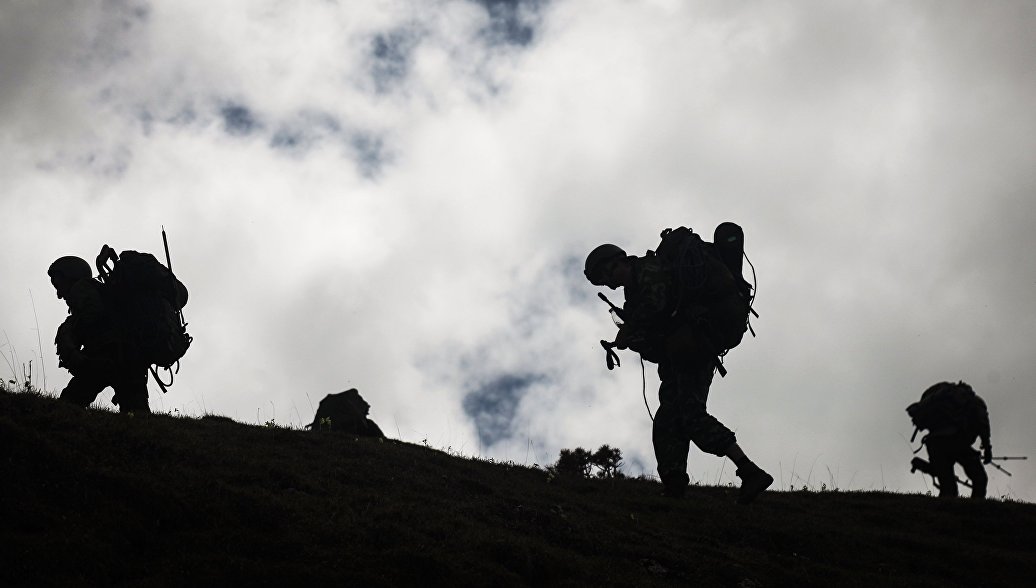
[95,244,192,386]
[906,381,980,433]
[647,223,756,352]
[306,389,385,438]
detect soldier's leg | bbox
[678,363,735,458]
[653,361,732,496]
[59,367,107,408]
[111,366,150,414]
[652,391,692,496]
[926,439,958,498]
[958,448,987,499]
[650,372,692,496]
[674,365,772,503]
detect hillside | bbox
[1,388,1033,587]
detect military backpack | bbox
[95,245,192,377]
[647,223,756,353]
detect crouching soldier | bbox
[48,256,150,413]
[907,381,991,499]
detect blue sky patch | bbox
[463,373,544,448]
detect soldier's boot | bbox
[659,472,689,498]
[736,462,773,505]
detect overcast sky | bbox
[2,0,1034,501]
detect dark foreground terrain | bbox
[2,388,1033,587]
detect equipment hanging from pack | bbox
[94,228,192,392]
[596,221,759,378]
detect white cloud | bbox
[2,0,1034,501]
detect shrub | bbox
[547,445,625,480]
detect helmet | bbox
[48,256,92,282]
[584,244,626,285]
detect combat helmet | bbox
[48,256,92,299]
[584,244,626,286]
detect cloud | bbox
[1,0,1034,501]
[220,103,262,137]
[475,0,545,47]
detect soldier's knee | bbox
[690,422,736,457]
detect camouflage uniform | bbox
[618,255,742,492]
[56,278,150,413]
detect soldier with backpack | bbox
[48,238,191,414]
[584,223,773,504]
[907,381,992,499]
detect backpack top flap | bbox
[909,381,977,431]
[112,250,188,310]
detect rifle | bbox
[910,457,972,489]
[987,456,1026,477]
[597,293,624,371]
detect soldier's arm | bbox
[975,397,992,448]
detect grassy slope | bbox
[1,389,1033,588]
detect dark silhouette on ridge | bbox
[584,223,773,504]
[907,380,992,499]
[49,255,150,413]
[308,388,385,438]
[48,243,190,414]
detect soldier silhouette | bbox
[48,256,150,413]
[907,381,992,499]
[584,225,773,504]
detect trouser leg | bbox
[59,371,107,408]
[653,361,735,493]
[112,367,150,414]
[958,448,987,499]
[652,401,692,491]
[926,440,958,498]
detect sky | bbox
[2,0,1034,501]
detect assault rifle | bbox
[987,456,1027,477]
[910,457,972,489]
[598,293,624,371]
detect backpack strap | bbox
[95,245,119,283]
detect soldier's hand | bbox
[982,445,993,464]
